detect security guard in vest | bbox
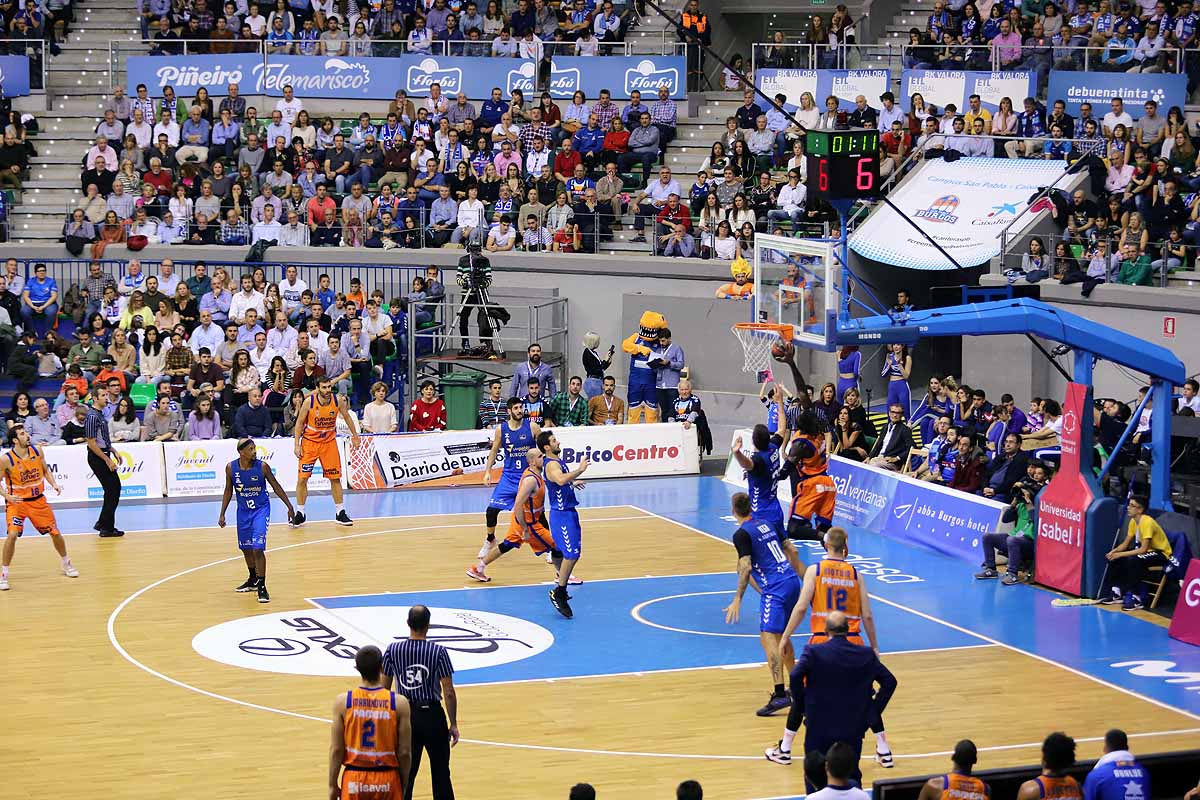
[382,605,459,800]
[678,0,712,91]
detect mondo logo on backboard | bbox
[192,606,554,676]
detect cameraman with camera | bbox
[456,231,510,358]
[975,459,1052,585]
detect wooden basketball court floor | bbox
[3,476,1200,800]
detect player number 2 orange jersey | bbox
[343,687,399,770]
[4,447,46,499]
[305,394,339,442]
[811,557,862,635]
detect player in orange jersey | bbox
[293,375,360,527]
[1,424,78,591]
[466,447,579,585]
[918,740,990,800]
[777,527,893,767]
[1017,733,1082,800]
[330,645,412,800]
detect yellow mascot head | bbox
[731,257,752,283]
[638,311,667,343]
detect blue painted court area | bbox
[65,473,1200,718]
[310,574,981,686]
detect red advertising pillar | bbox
[1035,383,1095,596]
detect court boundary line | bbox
[103,503,1200,769]
[627,505,1200,724]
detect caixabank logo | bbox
[192,606,554,676]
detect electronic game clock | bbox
[804,127,881,201]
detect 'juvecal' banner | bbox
[754,69,891,112]
[163,437,334,497]
[849,156,1068,270]
[722,430,1005,562]
[901,70,1035,114]
[127,54,538,99]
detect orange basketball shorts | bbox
[6,495,59,537]
[505,517,554,555]
[300,437,342,480]
[340,769,402,800]
[790,474,837,522]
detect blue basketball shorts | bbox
[237,508,270,550]
[760,578,801,634]
[550,508,583,560]
[488,469,522,510]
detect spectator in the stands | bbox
[631,165,679,243]
[408,380,447,431]
[26,398,64,446]
[20,263,57,338]
[848,95,878,129]
[362,382,399,433]
[142,392,185,442]
[867,404,914,471]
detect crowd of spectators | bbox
[897,0,1198,94]
[70,79,705,255]
[140,0,638,58]
[0,258,449,445]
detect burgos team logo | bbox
[192,606,554,676]
[406,57,462,95]
[624,59,678,96]
[914,194,960,224]
[507,61,536,94]
[548,64,581,98]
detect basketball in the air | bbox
[771,340,793,361]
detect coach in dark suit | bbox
[868,404,915,471]
[791,611,897,790]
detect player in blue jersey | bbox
[218,438,295,604]
[1082,730,1149,800]
[478,398,542,558]
[723,491,804,717]
[538,430,590,619]
[731,424,786,537]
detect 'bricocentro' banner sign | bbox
[723,429,1005,562]
[849,157,1068,270]
[347,423,700,491]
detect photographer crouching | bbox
[975,459,1052,585]
[456,230,510,358]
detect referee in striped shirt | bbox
[382,605,459,800]
[84,389,124,537]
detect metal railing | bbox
[0,39,45,92]
[999,232,1199,289]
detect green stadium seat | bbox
[130,382,157,409]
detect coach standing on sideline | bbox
[85,389,123,537]
[382,605,459,800]
[775,611,896,790]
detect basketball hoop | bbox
[346,436,386,490]
[731,323,793,373]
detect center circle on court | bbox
[631,590,768,638]
[192,606,555,676]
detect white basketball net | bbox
[346,436,383,490]
[731,325,786,374]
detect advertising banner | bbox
[0,55,31,96]
[849,157,1068,269]
[1036,382,1092,595]
[163,437,334,495]
[1046,70,1187,119]
[126,54,537,99]
[549,56,686,100]
[901,70,1035,113]
[348,423,700,490]
[754,69,891,111]
[1168,559,1200,647]
[723,430,1005,562]
[3,441,167,505]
